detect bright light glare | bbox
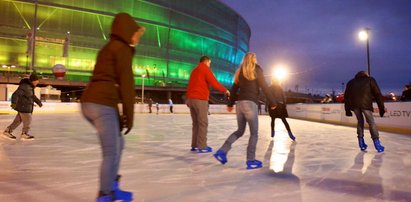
[142,74,146,78]
[359,30,368,41]
[272,66,288,81]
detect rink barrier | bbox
[1,101,409,134]
[287,102,411,135]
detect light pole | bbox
[141,74,146,104]
[358,28,371,76]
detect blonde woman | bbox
[214,52,278,169]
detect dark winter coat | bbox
[11,78,42,113]
[228,65,277,107]
[268,84,288,118]
[400,89,411,101]
[344,72,384,112]
[81,13,142,131]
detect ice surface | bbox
[1,113,410,201]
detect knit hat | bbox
[29,74,39,81]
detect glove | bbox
[379,109,385,118]
[38,103,43,107]
[345,110,352,117]
[120,115,132,135]
[11,103,16,109]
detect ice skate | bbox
[213,150,227,164]
[2,129,16,140]
[288,131,296,141]
[373,139,384,153]
[21,133,34,140]
[271,131,275,138]
[190,147,197,151]
[358,137,368,151]
[197,146,212,153]
[246,160,263,170]
[112,175,133,202]
[96,195,112,202]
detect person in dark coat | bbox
[268,79,295,140]
[2,74,42,140]
[80,13,144,202]
[344,71,385,153]
[400,84,411,101]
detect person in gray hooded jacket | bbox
[2,74,42,140]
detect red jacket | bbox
[186,63,227,100]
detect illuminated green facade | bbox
[0,0,250,88]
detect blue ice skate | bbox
[373,139,384,153]
[197,146,212,153]
[358,137,368,151]
[246,160,263,170]
[213,150,227,164]
[190,147,197,151]
[96,195,112,202]
[113,175,133,202]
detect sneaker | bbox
[21,133,35,140]
[2,130,16,140]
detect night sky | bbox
[220,0,411,95]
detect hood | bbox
[111,13,142,45]
[19,78,34,87]
[355,71,369,79]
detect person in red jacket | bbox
[186,56,230,153]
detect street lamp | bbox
[358,28,371,76]
[141,74,146,104]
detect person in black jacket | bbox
[2,74,42,140]
[400,84,411,101]
[344,71,385,152]
[268,79,295,140]
[213,52,278,169]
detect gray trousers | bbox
[187,99,209,149]
[219,100,259,161]
[7,112,32,134]
[353,108,380,140]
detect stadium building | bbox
[0,0,250,103]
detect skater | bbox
[80,13,145,202]
[168,98,173,113]
[148,98,153,113]
[2,74,42,140]
[344,71,385,153]
[214,52,277,169]
[156,102,159,115]
[268,79,295,140]
[186,56,230,153]
[400,84,411,101]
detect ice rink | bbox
[1,113,410,202]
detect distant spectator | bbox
[400,84,411,101]
[156,102,159,115]
[168,98,173,113]
[321,94,333,103]
[148,98,153,113]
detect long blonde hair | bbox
[234,52,257,84]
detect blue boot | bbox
[190,147,197,151]
[213,150,227,164]
[246,160,263,170]
[113,175,133,202]
[197,146,212,153]
[358,137,368,151]
[96,195,112,202]
[373,139,385,153]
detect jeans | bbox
[7,112,32,134]
[353,108,380,140]
[186,99,209,149]
[219,100,259,161]
[81,103,124,194]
